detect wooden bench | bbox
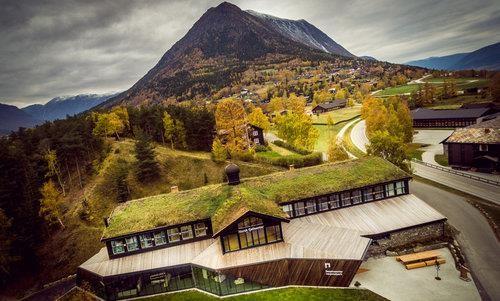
[396,250,446,270]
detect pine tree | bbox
[134,129,160,182]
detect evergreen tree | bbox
[134,129,160,182]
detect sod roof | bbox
[102,157,409,239]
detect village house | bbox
[411,107,494,128]
[312,99,347,115]
[77,158,446,300]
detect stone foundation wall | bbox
[366,221,445,256]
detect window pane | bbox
[352,190,362,204]
[194,222,207,237]
[154,231,167,246]
[385,183,395,197]
[295,202,305,216]
[396,181,405,194]
[111,240,125,254]
[167,228,181,242]
[363,188,374,201]
[305,200,317,214]
[139,233,154,248]
[266,225,282,243]
[282,204,293,217]
[226,234,239,251]
[328,194,340,208]
[318,197,329,211]
[180,225,194,240]
[341,192,351,206]
[125,236,139,252]
[374,185,384,199]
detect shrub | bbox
[255,144,271,152]
[255,152,322,168]
[272,140,312,155]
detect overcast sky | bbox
[1,0,499,107]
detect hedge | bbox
[272,140,312,155]
[255,152,323,168]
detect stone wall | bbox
[366,221,445,256]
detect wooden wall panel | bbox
[219,259,361,288]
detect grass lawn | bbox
[314,123,345,153]
[311,106,361,124]
[406,143,428,160]
[374,84,419,96]
[141,287,387,301]
[434,154,449,166]
[268,143,294,156]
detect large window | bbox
[363,187,374,202]
[194,222,208,237]
[341,192,351,206]
[222,217,283,253]
[294,202,306,216]
[167,228,181,243]
[125,237,139,252]
[305,200,317,214]
[395,181,406,195]
[373,185,384,200]
[154,231,167,246]
[318,196,329,211]
[282,204,293,217]
[139,233,155,249]
[180,225,194,240]
[328,194,340,208]
[385,183,395,197]
[111,239,125,255]
[352,190,362,204]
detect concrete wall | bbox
[366,221,445,256]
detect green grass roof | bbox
[102,157,409,239]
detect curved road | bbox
[411,180,500,301]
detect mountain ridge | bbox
[0,103,41,135]
[405,42,500,70]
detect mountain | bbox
[405,42,500,70]
[23,93,117,121]
[360,55,377,61]
[246,10,353,57]
[101,2,353,108]
[0,103,42,135]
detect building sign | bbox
[324,262,343,276]
[238,225,264,233]
[150,272,166,283]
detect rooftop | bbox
[443,116,500,144]
[102,157,409,239]
[313,99,347,110]
[411,107,491,120]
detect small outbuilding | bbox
[312,99,347,114]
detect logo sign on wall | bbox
[324,262,343,276]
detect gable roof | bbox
[313,99,347,111]
[102,157,409,240]
[411,107,491,120]
[442,116,500,144]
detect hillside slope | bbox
[101,2,352,108]
[0,103,41,134]
[406,42,500,70]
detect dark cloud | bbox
[0,0,498,106]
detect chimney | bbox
[171,186,179,193]
[225,163,240,185]
[289,164,295,171]
[103,217,109,228]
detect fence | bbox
[411,158,500,186]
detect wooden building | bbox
[442,116,500,172]
[78,158,446,300]
[411,107,493,128]
[312,99,347,114]
[248,124,265,146]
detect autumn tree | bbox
[268,96,285,113]
[247,108,271,131]
[286,93,307,114]
[93,112,126,140]
[134,129,160,182]
[215,98,248,153]
[44,149,65,196]
[362,96,388,136]
[39,180,65,228]
[211,138,227,162]
[275,113,319,150]
[367,130,410,172]
[313,90,332,105]
[328,139,349,162]
[163,111,176,149]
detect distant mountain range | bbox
[405,42,500,71]
[101,2,354,108]
[22,93,117,121]
[0,93,116,135]
[0,103,41,135]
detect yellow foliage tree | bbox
[328,139,349,162]
[39,180,65,228]
[215,98,248,153]
[275,113,319,150]
[247,108,270,131]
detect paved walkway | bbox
[350,120,368,153]
[336,118,360,159]
[411,180,500,301]
[413,129,454,165]
[352,248,481,301]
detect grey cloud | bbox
[0,0,498,106]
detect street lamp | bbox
[435,259,441,281]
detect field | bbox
[139,287,388,301]
[374,76,490,97]
[311,106,361,124]
[313,123,345,153]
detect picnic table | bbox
[396,250,446,270]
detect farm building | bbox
[442,115,500,173]
[248,124,265,145]
[411,107,494,128]
[312,99,347,114]
[77,158,446,300]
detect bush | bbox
[230,150,255,162]
[255,144,271,152]
[272,140,312,155]
[255,152,323,168]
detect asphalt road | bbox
[350,119,500,205]
[411,180,500,301]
